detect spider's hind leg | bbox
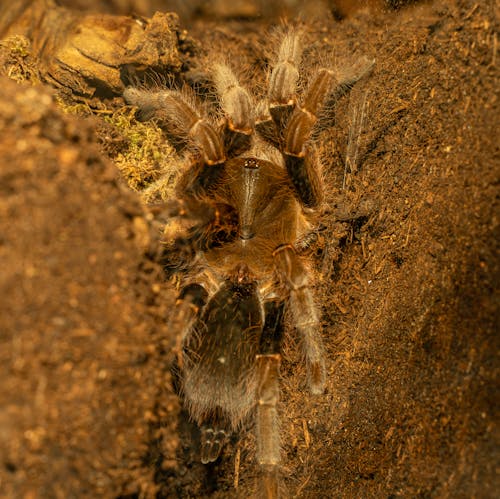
[256,300,285,499]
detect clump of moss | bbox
[105,107,179,202]
[57,96,179,203]
[56,99,94,116]
[0,35,39,83]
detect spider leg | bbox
[170,283,208,370]
[256,300,285,499]
[283,56,374,208]
[273,245,326,394]
[268,30,302,133]
[255,99,279,147]
[123,87,226,194]
[213,63,254,156]
[281,67,337,208]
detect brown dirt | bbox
[0,1,498,498]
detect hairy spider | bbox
[124,30,373,498]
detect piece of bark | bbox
[0,0,182,98]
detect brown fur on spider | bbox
[124,30,373,499]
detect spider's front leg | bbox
[213,63,254,156]
[282,67,337,208]
[281,53,375,208]
[123,86,226,194]
[268,30,302,130]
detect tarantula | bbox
[124,30,372,498]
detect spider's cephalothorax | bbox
[124,30,373,498]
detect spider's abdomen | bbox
[183,277,263,428]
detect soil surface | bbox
[0,1,498,498]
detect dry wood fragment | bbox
[0,0,182,98]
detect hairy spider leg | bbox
[256,300,285,499]
[281,67,336,208]
[268,30,302,132]
[282,54,375,207]
[255,99,280,148]
[274,245,326,394]
[213,63,255,156]
[123,87,226,195]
